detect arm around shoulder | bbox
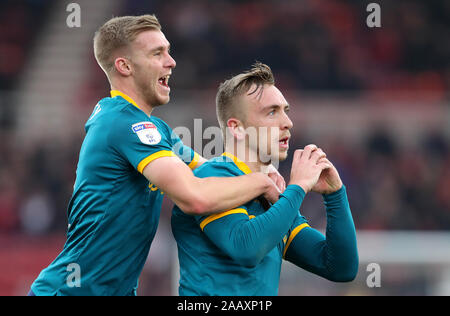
[142,156,275,216]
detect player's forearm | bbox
[322,186,358,280]
[204,185,305,266]
[286,186,358,282]
[229,185,305,266]
[144,156,272,216]
[192,172,273,215]
[192,155,207,169]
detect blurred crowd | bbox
[118,0,450,97]
[0,0,53,90]
[80,0,450,104]
[284,129,450,231]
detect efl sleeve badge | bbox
[131,122,162,145]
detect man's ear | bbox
[226,118,246,141]
[114,57,132,77]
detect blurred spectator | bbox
[19,191,54,235]
[0,170,20,232]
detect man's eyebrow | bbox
[149,44,170,53]
[261,103,290,111]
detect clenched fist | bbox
[312,156,343,195]
[288,144,332,193]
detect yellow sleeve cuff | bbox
[199,208,249,231]
[137,150,176,174]
[188,151,201,170]
[283,223,310,258]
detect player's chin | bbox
[277,149,288,162]
[155,94,170,106]
[266,152,287,165]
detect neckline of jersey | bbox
[110,90,151,117]
[221,152,252,175]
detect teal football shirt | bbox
[31,91,199,296]
[171,152,309,296]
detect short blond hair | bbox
[216,62,275,136]
[93,14,161,77]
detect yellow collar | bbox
[110,90,141,110]
[221,152,252,175]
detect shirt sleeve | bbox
[192,161,245,226]
[283,186,359,282]
[281,214,310,258]
[155,117,201,170]
[197,183,306,267]
[169,129,201,170]
[107,115,176,174]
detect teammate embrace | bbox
[29,15,357,296]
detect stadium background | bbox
[0,0,449,295]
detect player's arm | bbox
[195,146,332,266]
[193,156,207,169]
[283,185,359,282]
[173,142,206,170]
[199,184,306,267]
[143,156,279,216]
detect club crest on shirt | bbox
[131,121,162,145]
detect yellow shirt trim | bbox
[137,150,176,174]
[221,152,252,175]
[200,208,249,231]
[283,223,310,258]
[110,90,140,110]
[188,152,201,170]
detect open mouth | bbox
[279,136,289,148]
[158,75,170,88]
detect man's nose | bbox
[166,54,176,69]
[282,112,293,130]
